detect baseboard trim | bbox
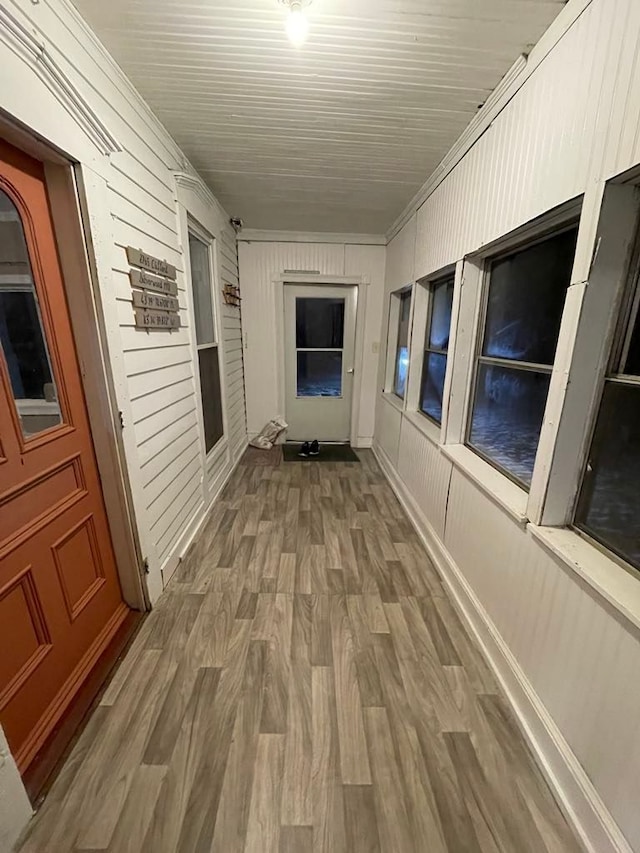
[373,443,631,853]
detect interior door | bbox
[284,284,357,442]
[0,139,128,776]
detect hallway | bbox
[19,450,580,853]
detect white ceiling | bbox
[73,0,566,234]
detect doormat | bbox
[282,443,360,463]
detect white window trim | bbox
[444,200,583,514]
[175,182,231,499]
[383,284,414,404]
[187,218,226,463]
[406,263,459,441]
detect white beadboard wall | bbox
[237,239,385,446]
[375,0,640,849]
[0,0,247,602]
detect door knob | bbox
[347,368,354,374]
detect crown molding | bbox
[386,0,594,243]
[239,229,386,246]
[0,4,121,156]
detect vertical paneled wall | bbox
[375,1,640,849]
[238,240,385,446]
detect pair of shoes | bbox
[299,439,320,458]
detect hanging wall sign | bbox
[126,247,177,280]
[132,290,179,311]
[129,269,178,297]
[134,309,181,329]
[127,246,180,330]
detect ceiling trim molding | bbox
[174,170,227,221]
[385,0,594,243]
[239,229,386,246]
[0,4,121,156]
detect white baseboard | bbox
[355,436,373,448]
[373,443,631,853]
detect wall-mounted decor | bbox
[127,247,181,330]
[223,282,241,307]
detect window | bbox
[419,275,454,424]
[394,290,411,398]
[188,230,224,453]
[575,271,640,573]
[466,227,578,487]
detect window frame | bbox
[383,284,413,402]
[393,289,412,400]
[418,273,455,426]
[186,218,225,459]
[464,222,579,491]
[573,240,640,575]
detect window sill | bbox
[528,525,640,632]
[381,391,405,414]
[440,443,528,524]
[403,409,441,447]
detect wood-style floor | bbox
[19,448,582,853]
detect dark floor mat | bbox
[282,443,360,462]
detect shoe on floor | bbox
[309,439,320,456]
[299,441,311,457]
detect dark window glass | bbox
[575,384,640,571]
[467,227,577,487]
[296,298,345,349]
[420,276,454,424]
[297,351,342,397]
[469,363,551,487]
[483,229,578,364]
[0,189,61,437]
[420,352,447,423]
[198,346,224,453]
[188,229,224,454]
[394,291,411,398]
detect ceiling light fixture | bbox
[280,0,311,48]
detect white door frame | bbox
[273,274,368,447]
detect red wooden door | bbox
[0,139,129,775]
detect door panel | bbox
[284,284,357,442]
[0,138,128,774]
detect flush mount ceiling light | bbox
[279,0,311,47]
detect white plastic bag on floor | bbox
[249,417,288,449]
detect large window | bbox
[419,275,454,424]
[188,230,224,454]
[466,227,578,487]
[393,290,411,398]
[575,272,640,573]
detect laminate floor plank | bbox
[19,452,581,853]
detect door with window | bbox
[0,139,127,777]
[284,284,357,442]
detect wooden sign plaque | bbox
[134,309,181,330]
[126,247,177,280]
[129,269,178,297]
[132,290,179,312]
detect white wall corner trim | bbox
[0,4,121,156]
[372,442,633,853]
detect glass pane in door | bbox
[0,188,61,437]
[297,351,343,397]
[296,298,345,348]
